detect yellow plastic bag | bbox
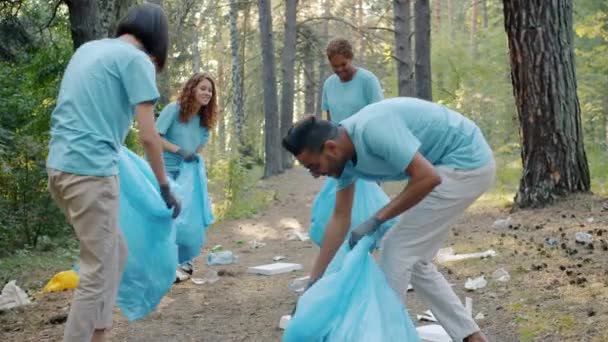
[43,270,79,293]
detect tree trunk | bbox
[482,0,488,28]
[303,33,316,114]
[393,0,415,96]
[470,0,478,57]
[315,0,331,117]
[433,0,441,32]
[414,0,432,100]
[503,0,590,208]
[65,0,104,50]
[258,0,283,177]
[447,0,454,38]
[230,0,245,146]
[280,0,299,170]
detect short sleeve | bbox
[336,164,357,191]
[155,103,179,135]
[198,128,210,148]
[364,118,421,172]
[121,55,160,105]
[365,74,384,104]
[321,79,329,111]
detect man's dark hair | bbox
[282,116,338,156]
[116,4,169,71]
[326,38,354,59]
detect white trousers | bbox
[380,160,496,342]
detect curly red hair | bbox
[177,73,218,129]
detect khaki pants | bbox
[380,160,496,342]
[47,169,128,342]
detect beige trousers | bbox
[380,160,496,342]
[48,169,128,342]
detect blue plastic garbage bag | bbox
[310,178,397,246]
[283,236,420,342]
[116,147,178,321]
[173,156,215,264]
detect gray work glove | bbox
[349,216,383,249]
[160,184,181,218]
[176,148,197,162]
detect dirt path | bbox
[2,167,608,341]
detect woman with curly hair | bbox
[155,72,218,281]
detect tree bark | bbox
[503,0,590,208]
[414,0,432,100]
[482,0,488,28]
[280,0,299,169]
[433,0,441,32]
[470,0,478,57]
[315,0,331,117]
[393,0,415,96]
[258,0,283,177]
[65,0,103,50]
[303,29,316,115]
[230,0,245,146]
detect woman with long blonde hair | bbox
[155,72,218,281]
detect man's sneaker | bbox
[174,268,190,284]
[180,261,194,275]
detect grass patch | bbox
[0,245,77,290]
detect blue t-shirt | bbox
[321,67,383,123]
[156,102,210,172]
[47,38,159,176]
[337,98,493,190]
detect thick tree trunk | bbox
[414,0,432,100]
[258,0,283,177]
[65,0,103,50]
[230,0,245,146]
[503,0,590,208]
[303,32,316,114]
[482,0,488,28]
[393,0,415,96]
[280,0,299,169]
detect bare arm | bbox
[375,153,442,222]
[161,137,181,153]
[310,183,355,281]
[135,102,168,186]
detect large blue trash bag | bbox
[116,147,178,321]
[173,156,215,264]
[310,178,397,246]
[283,236,420,342]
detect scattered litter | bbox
[248,262,302,276]
[288,276,310,293]
[475,312,485,320]
[492,217,512,229]
[575,232,593,244]
[416,324,453,342]
[273,255,286,262]
[417,310,437,322]
[492,268,511,282]
[207,250,236,266]
[191,269,219,285]
[211,244,224,252]
[249,240,266,249]
[464,276,487,291]
[0,280,31,310]
[545,237,558,247]
[407,284,414,291]
[286,231,310,242]
[279,314,292,330]
[436,247,496,263]
[587,217,594,224]
[43,270,79,293]
[465,297,473,317]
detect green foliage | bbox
[207,154,275,221]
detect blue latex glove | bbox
[349,216,383,249]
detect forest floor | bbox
[2,167,608,342]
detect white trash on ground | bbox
[436,247,496,263]
[0,280,31,311]
[464,276,487,291]
[492,268,511,282]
